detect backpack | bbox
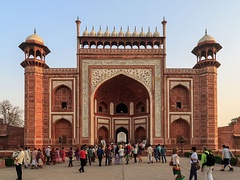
[203,151,215,166]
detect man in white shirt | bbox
[147,144,153,163]
[14,145,24,180]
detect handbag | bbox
[192,160,200,170]
[169,160,173,166]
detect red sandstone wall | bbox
[218,119,240,149]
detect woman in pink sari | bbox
[55,148,60,163]
[60,147,66,163]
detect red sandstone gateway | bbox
[18,18,222,150]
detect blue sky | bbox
[0,0,239,127]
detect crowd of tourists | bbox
[12,143,237,180]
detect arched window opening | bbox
[170,85,190,112]
[98,45,103,49]
[125,45,131,49]
[112,45,117,49]
[136,101,145,113]
[29,49,34,58]
[116,103,128,113]
[84,44,89,49]
[53,86,72,112]
[98,101,108,113]
[147,45,152,49]
[207,49,214,59]
[36,50,42,60]
[91,45,96,49]
[132,45,138,49]
[105,45,110,49]
[119,45,124,49]
[200,50,206,60]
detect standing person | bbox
[68,147,73,167]
[92,145,96,162]
[37,149,44,168]
[55,148,60,164]
[189,147,198,180]
[171,147,185,180]
[225,146,236,169]
[42,148,46,164]
[201,146,213,180]
[147,144,153,163]
[125,144,131,165]
[133,145,138,163]
[220,145,234,171]
[50,147,56,165]
[161,145,167,163]
[60,147,66,163]
[45,146,51,165]
[118,145,124,165]
[154,145,160,163]
[31,148,38,169]
[12,147,19,160]
[14,146,24,180]
[157,144,162,162]
[75,148,80,161]
[105,145,111,166]
[138,143,143,162]
[23,147,30,168]
[87,146,93,165]
[114,145,120,165]
[97,146,104,166]
[78,146,87,173]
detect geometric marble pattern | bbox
[81,59,162,138]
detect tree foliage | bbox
[0,100,23,127]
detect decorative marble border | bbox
[98,124,109,130]
[52,115,73,124]
[98,119,109,124]
[170,81,189,90]
[52,80,73,90]
[81,59,162,138]
[170,114,191,124]
[91,69,152,93]
[134,119,146,124]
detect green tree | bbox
[0,100,23,127]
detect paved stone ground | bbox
[0,156,239,180]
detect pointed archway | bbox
[54,119,72,145]
[94,74,150,145]
[116,127,128,143]
[170,119,190,144]
[134,126,146,143]
[98,126,109,144]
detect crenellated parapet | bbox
[75,18,167,51]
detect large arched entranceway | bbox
[170,119,190,144]
[98,126,109,144]
[116,127,128,143]
[54,119,72,145]
[93,74,150,144]
[134,126,146,143]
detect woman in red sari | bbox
[78,147,87,173]
[55,148,60,164]
[60,147,66,163]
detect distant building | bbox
[19,19,222,149]
[218,117,240,149]
[0,118,24,149]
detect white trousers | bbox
[203,166,213,180]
